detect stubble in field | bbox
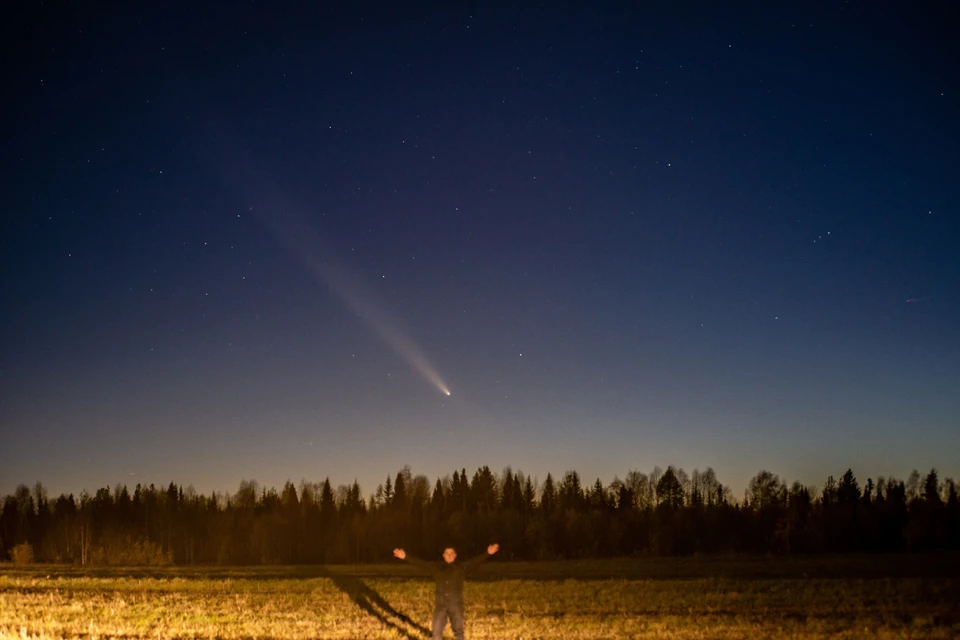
[1,556,957,639]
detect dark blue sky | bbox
[3,3,958,499]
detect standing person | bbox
[393,543,499,640]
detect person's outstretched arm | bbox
[464,543,500,571]
[393,548,432,572]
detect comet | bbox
[255,207,452,397]
[203,121,451,396]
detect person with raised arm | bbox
[393,543,499,640]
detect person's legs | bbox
[432,604,448,640]
[450,600,465,640]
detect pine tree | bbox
[521,475,535,518]
[431,479,445,513]
[501,469,515,511]
[540,473,557,514]
[924,469,942,506]
[559,471,584,511]
[656,467,684,509]
[837,469,861,506]
[319,479,336,562]
[589,478,606,510]
[384,476,393,506]
[392,471,407,512]
[470,466,497,512]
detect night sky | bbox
[3,3,958,500]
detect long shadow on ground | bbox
[325,572,431,640]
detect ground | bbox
[1,554,958,639]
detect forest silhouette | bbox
[2,465,957,565]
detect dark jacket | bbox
[403,552,492,603]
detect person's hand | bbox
[487,543,499,555]
[393,548,406,560]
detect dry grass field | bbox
[1,554,958,639]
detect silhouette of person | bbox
[393,543,499,640]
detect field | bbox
[2,554,958,639]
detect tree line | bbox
[2,465,957,565]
